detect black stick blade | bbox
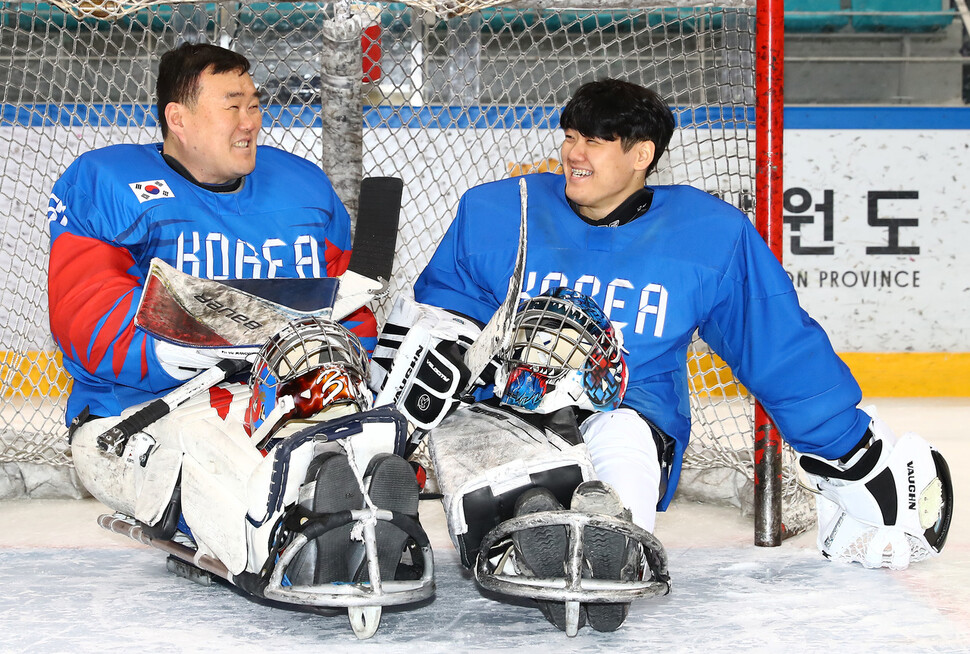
[350,176,403,282]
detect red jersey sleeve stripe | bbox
[49,233,145,377]
[324,238,352,277]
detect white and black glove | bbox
[799,406,952,570]
[371,294,489,432]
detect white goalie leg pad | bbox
[163,383,263,574]
[429,402,595,567]
[70,384,250,526]
[800,409,952,569]
[71,382,262,575]
[72,415,181,524]
[71,381,257,556]
[243,407,408,573]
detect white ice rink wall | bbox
[781,107,970,396]
[1,105,968,396]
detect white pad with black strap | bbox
[71,382,256,535]
[242,406,410,574]
[182,405,408,575]
[428,402,596,567]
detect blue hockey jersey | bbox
[414,172,870,508]
[48,143,375,424]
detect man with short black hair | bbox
[45,44,416,600]
[48,42,375,425]
[413,78,951,631]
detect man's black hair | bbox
[156,42,251,139]
[559,79,676,177]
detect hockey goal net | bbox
[0,0,814,535]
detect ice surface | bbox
[0,544,965,654]
[0,398,966,653]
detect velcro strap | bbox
[800,440,884,482]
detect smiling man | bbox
[47,42,375,426]
[558,84,661,223]
[47,44,426,601]
[411,78,951,632]
[159,51,261,185]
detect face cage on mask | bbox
[246,318,371,438]
[256,318,370,388]
[500,305,626,414]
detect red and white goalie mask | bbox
[245,317,372,445]
[495,287,628,414]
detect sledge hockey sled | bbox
[429,402,670,637]
[98,509,433,639]
[475,511,670,637]
[98,407,434,640]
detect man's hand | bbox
[155,339,258,380]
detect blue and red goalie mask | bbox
[495,287,628,414]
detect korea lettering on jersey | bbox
[173,229,335,281]
[415,173,867,507]
[520,270,668,338]
[47,143,370,424]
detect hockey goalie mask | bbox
[495,287,627,414]
[245,317,372,444]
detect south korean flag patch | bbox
[129,179,175,203]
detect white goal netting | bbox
[0,0,813,535]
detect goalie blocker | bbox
[370,295,499,436]
[799,407,952,570]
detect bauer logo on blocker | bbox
[130,179,175,203]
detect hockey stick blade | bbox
[96,358,250,456]
[461,177,528,391]
[350,176,403,283]
[332,176,404,320]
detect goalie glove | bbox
[371,294,492,433]
[798,407,952,570]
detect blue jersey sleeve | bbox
[413,191,516,323]
[699,219,869,459]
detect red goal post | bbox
[754,0,786,547]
